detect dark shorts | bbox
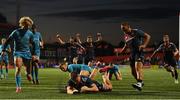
[0,56,9,65]
[93,81,111,92]
[164,58,177,68]
[130,50,144,67]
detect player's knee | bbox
[15,67,21,74]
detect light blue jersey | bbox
[33,32,42,57]
[0,44,10,64]
[67,64,91,74]
[3,28,35,59]
[108,65,119,74]
[0,44,10,56]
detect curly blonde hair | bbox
[19,16,33,28]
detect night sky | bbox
[0,0,179,45]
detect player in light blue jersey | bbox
[107,63,122,80]
[31,24,44,85]
[1,16,37,93]
[59,63,91,77]
[0,38,11,79]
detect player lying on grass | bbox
[66,73,112,94]
[151,34,179,84]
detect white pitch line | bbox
[0,86,62,90]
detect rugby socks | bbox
[175,69,178,80]
[0,68,2,75]
[31,67,35,81]
[15,74,21,88]
[35,67,39,81]
[5,67,8,75]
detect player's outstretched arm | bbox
[102,75,112,90]
[89,68,98,80]
[67,86,78,94]
[80,84,99,93]
[151,44,162,58]
[151,50,158,58]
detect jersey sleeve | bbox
[39,33,43,42]
[136,29,145,37]
[67,65,73,73]
[9,30,16,39]
[171,43,177,52]
[156,44,163,52]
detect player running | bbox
[0,38,11,79]
[120,22,151,91]
[1,16,37,93]
[31,24,44,85]
[151,34,179,84]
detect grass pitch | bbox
[0,66,180,99]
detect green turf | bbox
[0,66,180,99]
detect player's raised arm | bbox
[56,34,65,44]
[76,42,85,50]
